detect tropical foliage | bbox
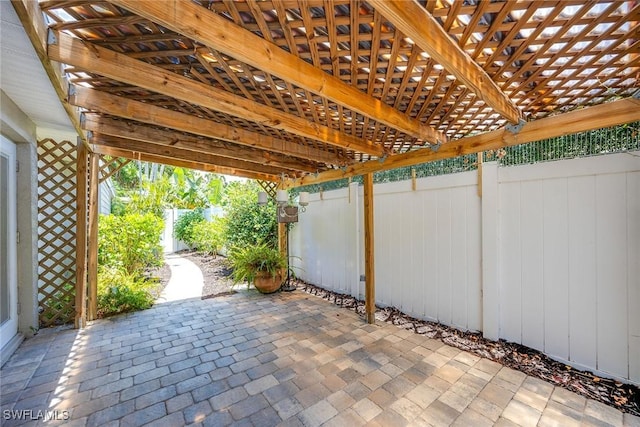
[173,208,206,247]
[99,159,285,315]
[191,218,225,256]
[98,213,164,275]
[97,212,164,317]
[222,181,277,250]
[97,266,158,317]
[110,162,225,216]
[229,243,287,286]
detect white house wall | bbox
[0,90,39,347]
[290,151,640,385]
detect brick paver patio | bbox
[1,290,639,426]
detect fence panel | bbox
[594,173,628,378]
[292,172,482,331]
[567,176,598,371]
[290,187,358,296]
[627,172,640,383]
[497,152,640,382]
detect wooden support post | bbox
[75,140,87,328]
[411,168,417,191]
[87,152,99,320]
[363,173,375,324]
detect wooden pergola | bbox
[12,0,640,327]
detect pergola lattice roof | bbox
[15,0,640,183]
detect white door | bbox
[0,136,18,350]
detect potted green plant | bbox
[229,243,287,294]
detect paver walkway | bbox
[1,290,638,426]
[157,254,204,303]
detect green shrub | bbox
[229,242,287,286]
[99,213,164,276]
[173,209,205,247]
[191,217,225,255]
[110,196,128,216]
[97,266,157,318]
[222,181,277,250]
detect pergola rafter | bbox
[283,97,640,188]
[89,133,297,178]
[81,114,320,173]
[69,86,342,167]
[110,0,448,146]
[369,0,522,124]
[48,30,381,158]
[90,145,281,182]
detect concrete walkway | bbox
[157,254,204,303]
[1,289,639,426]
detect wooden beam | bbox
[48,31,378,157]
[90,145,280,181]
[110,0,446,145]
[81,114,317,173]
[363,173,375,324]
[69,86,342,166]
[87,152,99,321]
[284,97,640,188]
[10,0,86,143]
[370,0,522,124]
[75,139,87,328]
[90,133,296,177]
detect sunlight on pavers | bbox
[1,290,638,426]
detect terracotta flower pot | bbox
[253,270,283,294]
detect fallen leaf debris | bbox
[299,280,640,416]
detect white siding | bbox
[98,180,113,215]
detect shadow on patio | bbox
[1,290,638,427]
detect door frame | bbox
[0,135,18,354]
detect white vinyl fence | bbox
[290,151,640,385]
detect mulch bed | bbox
[177,251,236,299]
[298,280,640,416]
